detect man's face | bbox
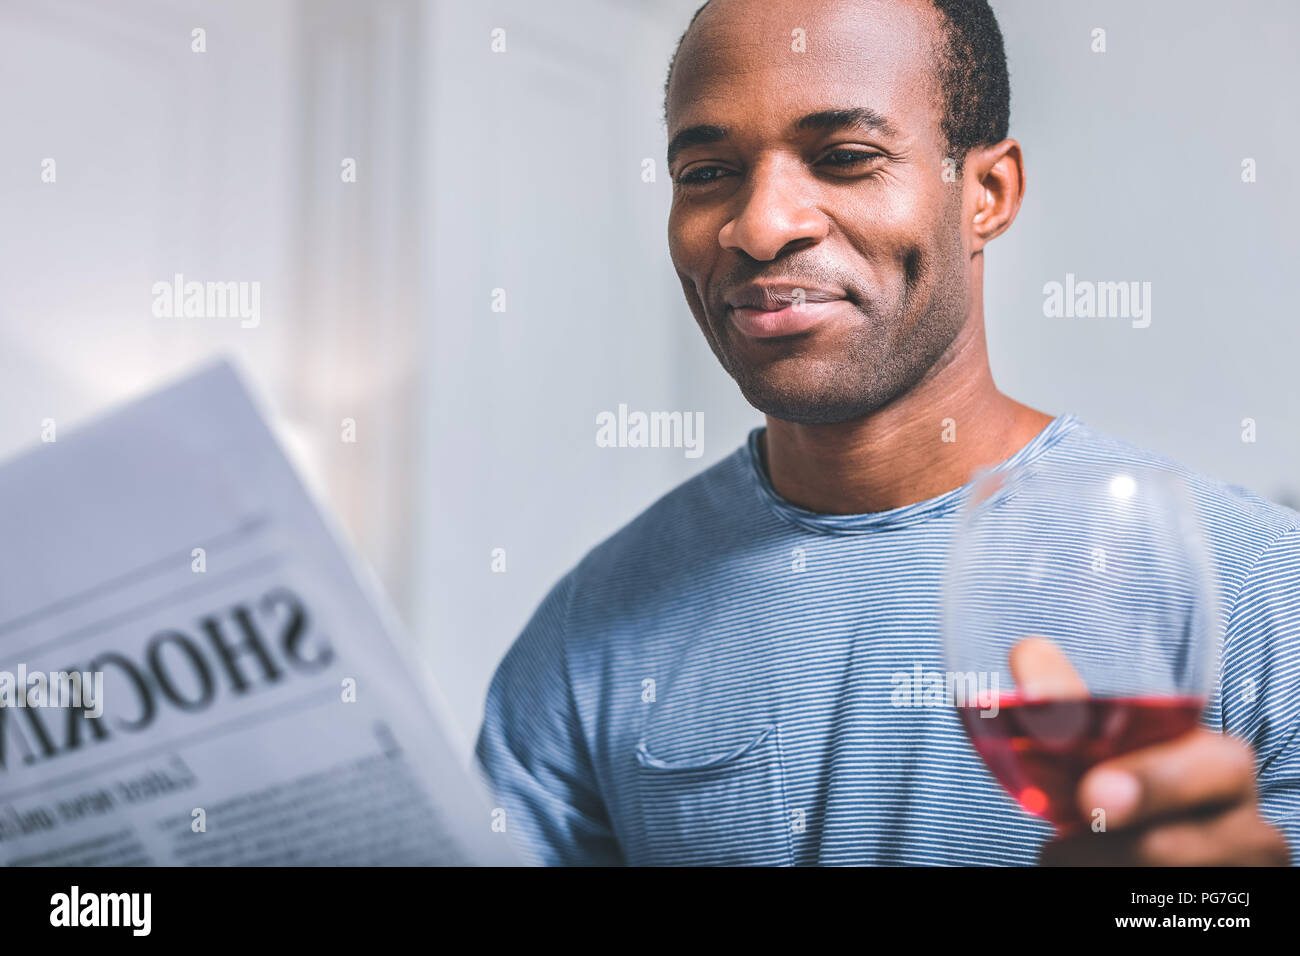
[666,0,973,425]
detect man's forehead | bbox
[666,0,939,129]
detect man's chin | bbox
[734,376,882,426]
[712,322,899,424]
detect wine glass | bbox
[942,459,1220,834]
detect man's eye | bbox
[677,165,729,185]
[820,149,883,168]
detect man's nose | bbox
[718,161,828,261]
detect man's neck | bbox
[759,317,1054,515]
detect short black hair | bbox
[664,0,1010,166]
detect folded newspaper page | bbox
[0,360,518,865]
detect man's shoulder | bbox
[494,436,761,685]
[569,436,757,594]
[1056,419,1300,588]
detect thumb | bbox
[1008,636,1089,701]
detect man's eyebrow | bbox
[795,107,900,141]
[667,107,900,166]
[666,124,728,166]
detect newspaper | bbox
[0,360,518,866]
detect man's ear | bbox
[965,139,1025,255]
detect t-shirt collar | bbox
[745,413,1083,535]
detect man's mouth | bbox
[723,281,850,339]
[728,299,851,339]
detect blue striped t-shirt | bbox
[475,414,1300,865]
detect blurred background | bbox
[2,0,1298,751]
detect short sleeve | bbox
[1220,527,1300,862]
[474,571,622,865]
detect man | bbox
[475,0,1299,865]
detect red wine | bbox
[957,694,1205,830]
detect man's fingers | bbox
[1008,635,1088,700]
[1042,802,1289,866]
[1078,729,1256,830]
[1004,636,1281,866]
[1129,803,1290,866]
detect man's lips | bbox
[727,299,850,338]
[722,282,850,338]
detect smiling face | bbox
[666,0,978,425]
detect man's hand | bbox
[1010,637,1291,866]
[1042,727,1289,865]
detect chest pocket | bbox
[632,723,794,866]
